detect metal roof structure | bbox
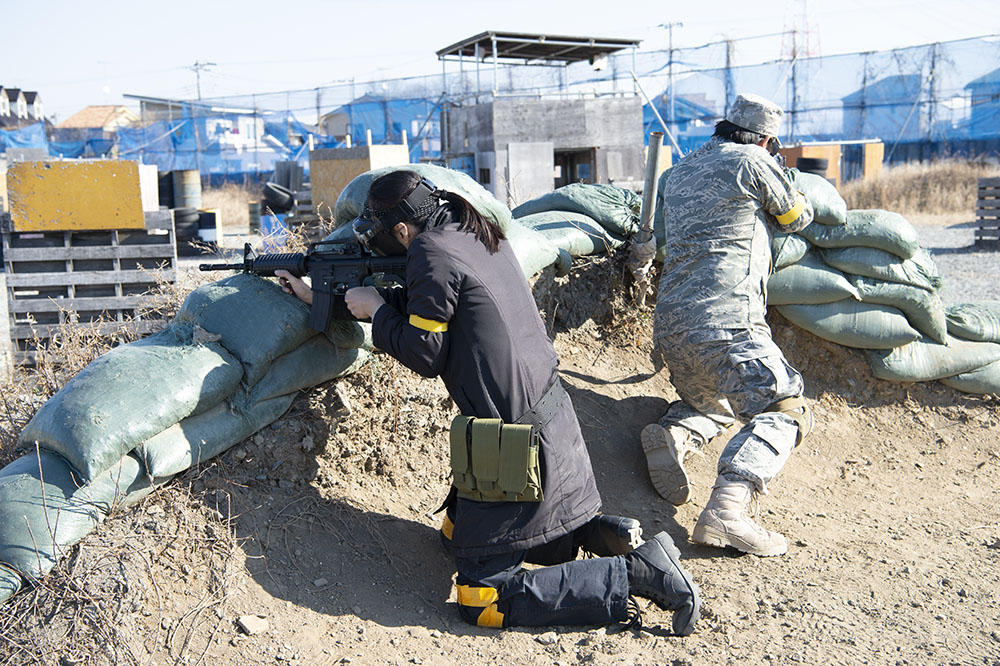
[436,31,640,65]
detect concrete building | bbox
[443,96,644,205]
[437,31,643,206]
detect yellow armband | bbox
[408,314,448,332]
[776,193,807,226]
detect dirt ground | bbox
[2,253,1000,666]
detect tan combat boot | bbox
[640,423,702,505]
[691,475,787,557]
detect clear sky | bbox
[3,0,997,122]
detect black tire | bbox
[174,221,200,241]
[262,182,294,213]
[796,157,829,175]
[158,171,175,208]
[173,207,201,241]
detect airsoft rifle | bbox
[199,240,406,330]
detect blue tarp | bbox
[0,122,47,151]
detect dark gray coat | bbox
[372,205,601,557]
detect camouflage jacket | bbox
[653,136,814,337]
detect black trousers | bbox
[443,515,630,628]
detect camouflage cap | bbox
[726,93,783,137]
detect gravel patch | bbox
[916,222,999,305]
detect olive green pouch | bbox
[448,415,543,502]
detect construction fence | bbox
[2,34,998,178]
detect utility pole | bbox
[658,22,683,134]
[190,61,216,100]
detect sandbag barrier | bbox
[3,166,996,607]
[0,266,373,605]
[765,183,1000,396]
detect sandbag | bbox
[939,360,1000,395]
[945,302,1000,343]
[849,276,949,345]
[789,169,847,226]
[332,166,557,278]
[776,301,921,349]
[799,209,920,259]
[0,564,20,605]
[821,246,943,292]
[334,164,514,233]
[140,393,295,478]
[250,335,370,404]
[17,324,243,481]
[516,211,626,257]
[511,183,641,237]
[0,449,169,581]
[771,232,812,269]
[142,334,370,478]
[766,252,860,305]
[868,337,1000,383]
[503,220,560,278]
[175,273,319,386]
[325,318,374,351]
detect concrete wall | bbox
[445,96,645,194]
[506,142,554,206]
[446,104,494,154]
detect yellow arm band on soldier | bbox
[457,585,499,607]
[409,314,449,332]
[775,194,807,226]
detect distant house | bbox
[965,67,1000,139]
[0,86,36,129]
[22,92,43,121]
[57,105,139,132]
[842,74,926,141]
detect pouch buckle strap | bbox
[764,395,813,446]
[515,378,568,431]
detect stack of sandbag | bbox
[0,274,372,604]
[880,302,1000,395]
[767,171,1000,395]
[510,183,638,261]
[333,164,567,278]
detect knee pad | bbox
[455,585,505,628]
[764,396,813,445]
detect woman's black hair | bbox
[713,119,768,145]
[368,170,506,254]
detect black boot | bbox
[575,514,644,556]
[623,531,700,636]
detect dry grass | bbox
[840,159,998,220]
[201,183,254,229]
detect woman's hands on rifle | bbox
[276,271,386,320]
[275,270,313,305]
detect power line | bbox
[190,61,216,100]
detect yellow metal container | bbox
[7,160,146,231]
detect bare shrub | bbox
[202,183,253,229]
[840,159,998,217]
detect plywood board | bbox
[8,160,146,231]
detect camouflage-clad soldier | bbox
[642,93,815,557]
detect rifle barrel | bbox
[199,262,244,271]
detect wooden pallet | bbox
[975,177,1000,248]
[1,214,176,369]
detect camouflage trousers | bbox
[652,326,805,493]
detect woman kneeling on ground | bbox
[277,169,700,634]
